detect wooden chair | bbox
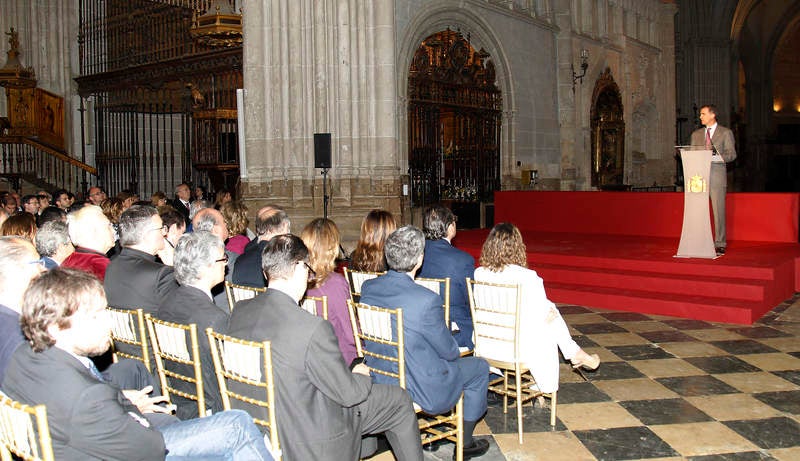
[106,307,151,371]
[206,329,281,460]
[347,300,464,461]
[0,391,55,461]
[414,276,451,326]
[466,278,557,443]
[300,295,328,320]
[145,315,206,417]
[342,268,384,302]
[224,281,266,311]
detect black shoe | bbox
[454,438,490,460]
[486,391,502,406]
[422,438,447,452]
[716,247,726,255]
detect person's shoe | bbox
[571,349,600,370]
[454,438,490,460]
[716,247,726,255]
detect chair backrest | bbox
[106,307,151,371]
[300,295,328,320]
[415,276,450,325]
[224,281,266,311]
[0,392,55,461]
[347,300,405,388]
[145,315,206,417]
[466,278,522,365]
[206,329,280,458]
[343,268,384,301]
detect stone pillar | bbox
[242,0,399,238]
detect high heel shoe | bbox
[571,349,600,370]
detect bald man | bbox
[231,205,290,288]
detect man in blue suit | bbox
[361,225,490,460]
[418,204,475,348]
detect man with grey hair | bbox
[157,231,228,419]
[361,225,490,460]
[104,205,178,314]
[193,207,238,311]
[62,204,116,281]
[34,220,74,269]
[232,204,290,288]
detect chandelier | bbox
[190,0,243,48]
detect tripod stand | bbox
[321,167,330,220]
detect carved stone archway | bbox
[590,68,625,189]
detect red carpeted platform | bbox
[454,191,800,325]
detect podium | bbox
[676,147,717,258]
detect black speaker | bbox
[314,133,332,169]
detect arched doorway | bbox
[590,68,625,189]
[407,29,501,228]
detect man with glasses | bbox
[104,205,178,315]
[228,234,422,461]
[157,231,229,419]
[87,186,107,206]
[21,194,40,215]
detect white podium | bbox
[676,147,717,259]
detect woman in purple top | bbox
[221,201,251,255]
[301,218,358,366]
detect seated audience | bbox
[151,190,168,208]
[1,194,17,215]
[117,189,139,210]
[0,208,7,227]
[349,209,397,272]
[214,188,232,210]
[37,205,67,226]
[21,194,40,216]
[104,205,178,313]
[87,186,107,206]
[62,205,116,281]
[172,183,192,225]
[53,188,71,211]
[193,185,207,202]
[228,234,422,461]
[189,199,211,222]
[418,204,475,348]
[157,231,228,419]
[474,223,599,393]
[301,218,357,366]
[220,200,250,255]
[1,212,37,241]
[156,209,187,266]
[2,268,274,460]
[232,205,290,288]
[36,190,52,209]
[360,225,490,459]
[34,220,74,269]
[193,207,238,311]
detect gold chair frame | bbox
[467,278,557,443]
[414,276,451,327]
[106,306,151,371]
[300,295,328,320]
[145,315,206,417]
[342,268,384,302]
[206,329,281,460]
[347,300,464,461]
[224,281,266,311]
[0,392,54,461]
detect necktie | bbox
[705,128,711,149]
[88,361,106,382]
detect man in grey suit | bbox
[228,234,422,461]
[690,104,736,255]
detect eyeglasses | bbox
[215,254,229,264]
[150,225,168,234]
[302,261,316,282]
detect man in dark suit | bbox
[192,208,239,312]
[2,268,273,461]
[158,231,229,419]
[228,234,422,461]
[418,204,476,348]
[104,205,178,314]
[232,204,290,288]
[172,182,192,225]
[690,104,736,255]
[361,225,490,460]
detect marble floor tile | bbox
[684,356,762,374]
[556,402,643,430]
[638,330,700,343]
[752,390,800,414]
[582,361,645,381]
[572,426,678,460]
[658,341,729,357]
[585,332,651,347]
[649,421,759,457]
[593,378,679,401]
[599,312,654,322]
[685,394,784,421]
[619,398,713,425]
[714,371,800,394]
[618,321,675,333]
[482,402,567,435]
[687,452,777,461]
[768,446,800,461]
[564,313,610,325]
[492,431,595,461]
[557,305,593,315]
[771,370,800,387]
[574,335,600,348]
[573,322,629,334]
[656,375,740,397]
[724,417,800,449]
[727,326,793,339]
[661,319,716,330]
[606,344,675,361]
[629,358,707,378]
[757,337,800,352]
[555,382,613,404]
[683,329,748,342]
[736,352,800,372]
[710,340,780,355]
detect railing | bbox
[0,137,97,194]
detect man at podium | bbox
[690,104,736,255]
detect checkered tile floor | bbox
[371,294,800,460]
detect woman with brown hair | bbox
[474,222,599,394]
[220,201,250,255]
[301,218,357,366]
[349,209,397,272]
[1,212,37,241]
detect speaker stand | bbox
[321,167,330,220]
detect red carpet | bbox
[453,191,800,325]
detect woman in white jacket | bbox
[474,222,599,393]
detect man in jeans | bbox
[2,267,272,461]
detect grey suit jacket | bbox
[690,124,736,164]
[2,345,166,461]
[227,289,373,461]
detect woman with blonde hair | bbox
[301,218,357,366]
[474,222,599,394]
[349,209,397,272]
[220,201,250,255]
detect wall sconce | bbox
[572,49,589,93]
